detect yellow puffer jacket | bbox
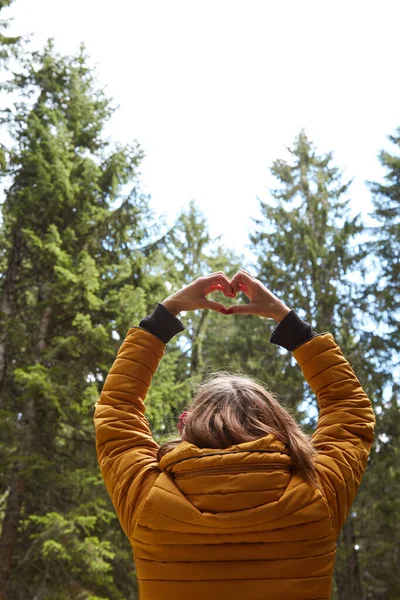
[94,326,375,600]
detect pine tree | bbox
[164,200,238,377]
[351,128,400,599]
[249,131,387,600]
[148,201,243,446]
[0,0,20,173]
[0,41,160,600]
[365,127,400,347]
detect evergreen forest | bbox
[0,2,399,598]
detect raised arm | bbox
[292,333,375,533]
[94,272,234,538]
[94,326,166,538]
[230,269,376,534]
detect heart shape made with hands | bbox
[198,269,289,320]
[202,273,253,314]
[163,269,288,320]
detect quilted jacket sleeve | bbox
[94,327,165,538]
[293,333,376,534]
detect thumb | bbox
[227,303,253,314]
[200,299,229,313]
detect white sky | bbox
[5,0,400,254]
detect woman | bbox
[94,269,375,600]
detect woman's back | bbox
[94,272,375,600]
[135,434,334,600]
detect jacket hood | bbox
[158,434,295,514]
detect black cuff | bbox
[270,310,319,351]
[139,303,185,344]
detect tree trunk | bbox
[0,477,24,600]
[334,516,364,600]
[0,228,22,388]
[0,305,52,599]
[0,387,36,599]
[190,311,209,376]
[0,228,23,598]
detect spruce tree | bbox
[249,131,387,600]
[0,41,159,600]
[365,127,400,346]
[351,128,400,599]
[164,200,237,377]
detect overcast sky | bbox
[5,0,400,255]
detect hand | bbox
[161,272,235,316]
[228,269,291,322]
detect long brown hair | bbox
[158,372,320,489]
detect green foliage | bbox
[163,200,244,378]
[354,397,400,597]
[146,349,196,441]
[0,39,162,600]
[0,15,398,600]
[351,127,400,599]
[364,128,400,350]
[0,0,20,64]
[249,131,395,598]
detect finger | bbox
[233,269,256,282]
[204,272,231,287]
[203,273,234,297]
[231,270,255,295]
[205,283,237,298]
[204,271,227,279]
[205,283,226,295]
[198,299,229,313]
